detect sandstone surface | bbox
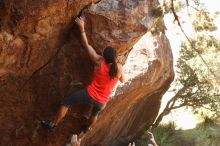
[0,0,174,146]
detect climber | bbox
[40,16,125,134]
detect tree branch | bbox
[171,0,220,85]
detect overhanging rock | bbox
[0,0,174,146]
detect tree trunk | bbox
[153,108,171,128]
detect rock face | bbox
[82,33,174,146]
[0,0,174,146]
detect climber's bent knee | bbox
[91,102,106,116]
[61,89,89,106]
[61,88,106,116]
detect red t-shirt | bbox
[87,60,119,104]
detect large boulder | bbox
[82,33,174,146]
[0,0,174,146]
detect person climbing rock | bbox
[41,17,125,135]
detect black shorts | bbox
[62,88,105,116]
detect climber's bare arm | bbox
[117,63,125,83]
[75,17,102,65]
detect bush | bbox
[137,118,220,146]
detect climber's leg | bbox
[82,101,106,133]
[52,105,69,125]
[41,105,68,131]
[86,115,98,129]
[41,89,89,130]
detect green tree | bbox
[153,0,220,127]
[153,56,220,127]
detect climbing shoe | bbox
[41,120,57,132]
[81,125,92,134]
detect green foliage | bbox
[181,34,220,85]
[150,6,164,18]
[159,0,219,34]
[173,15,220,113]
[192,0,201,7]
[175,127,220,146]
[197,112,220,129]
[154,0,220,128]
[139,119,220,146]
[180,43,197,59]
[174,43,220,112]
[150,6,166,35]
[181,35,220,56]
[152,122,177,146]
[172,35,220,112]
[192,9,218,31]
[137,122,177,146]
[191,35,220,53]
[160,0,186,14]
[150,19,166,35]
[174,56,220,112]
[201,116,217,128]
[152,0,220,139]
[178,114,220,146]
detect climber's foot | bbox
[77,125,92,140]
[40,120,57,132]
[81,125,92,134]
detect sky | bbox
[160,0,220,129]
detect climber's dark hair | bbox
[103,46,118,79]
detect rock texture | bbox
[0,0,174,146]
[82,33,174,146]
